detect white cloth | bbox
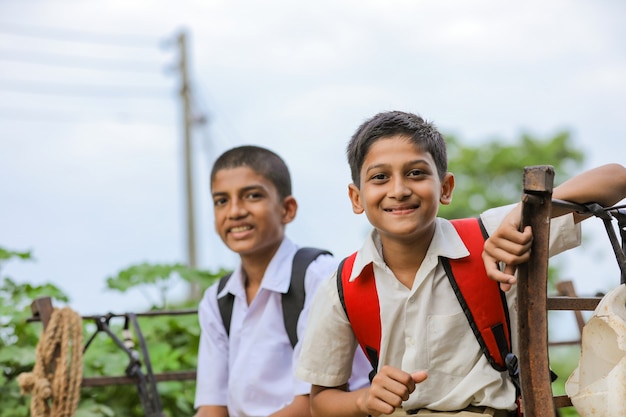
[565,283,626,417]
[296,206,580,412]
[194,237,370,417]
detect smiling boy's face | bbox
[211,166,297,258]
[348,135,454,245]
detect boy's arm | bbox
[267,394,311,417]
[194,405,229,417]
[194,286,231,412]
[309,367,428,417]
[483,163,626,289]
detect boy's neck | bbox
[379,227,435,289]
[240,260,267,305]
[238,241,282,303]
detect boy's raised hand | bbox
[357,365,427,416]
[482,205,533,291]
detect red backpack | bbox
[336,218,512,379]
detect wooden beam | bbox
[517,165,556,417]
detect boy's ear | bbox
[348,183,365,214]
[440,172,455,205]
[281,196,298,224]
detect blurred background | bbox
[1,0,625,317]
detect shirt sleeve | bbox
[296,269,361,387]
[194,283,230,408]
[292,254,337,395]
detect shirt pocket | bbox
[427,312,480,376]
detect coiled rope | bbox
[18,306,83,417]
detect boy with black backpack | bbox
[193,145,370,417]
[295,110,626,417]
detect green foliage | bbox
[1,248,70,416]
[0,246,224,416]
[440,131,584,219]
[549,345,582,417]
[0,248,32,263]
[106,262,227,309]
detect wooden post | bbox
[517,165,555,417]
[177,30,197,269]
[30,296,54,329]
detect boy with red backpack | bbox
[295,110,626,417]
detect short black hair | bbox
[346,111,447,187]
[210,145,292,199]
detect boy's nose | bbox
[389,178,411,199]
[227,199,248,218]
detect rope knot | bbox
[18,306,83,417]
[17,371,36,394]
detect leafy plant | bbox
[1,248,69,416]
[0,246,224,416]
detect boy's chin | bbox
[227,239,282,259]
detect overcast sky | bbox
[1,0,625,320]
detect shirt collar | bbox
[349,218,470,282]
[216,237,296,299]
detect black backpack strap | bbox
[217,273,234,335]
[443,217,512,372]
[216,247,331,347]
[282,247,332,347]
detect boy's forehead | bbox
[364,135,431,163]
[211,166,274,192]
[357,135,439,181]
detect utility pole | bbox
[177,30,197,269]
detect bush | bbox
[0,247,225,416]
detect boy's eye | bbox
[408,169,425,178]
[244,191,264,200]
[213,197,228,207]
[370,173,388,181]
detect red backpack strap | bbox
[337,252,381,379]
[443,218,511,371]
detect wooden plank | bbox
[82,370,197,387]
[547,296,600,311]
[555,281,586,335]
[553,395,573,408]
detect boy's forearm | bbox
[552,163,626,218]
[194,405,229,417]
[310,385,368,417]
[268,394,311,417]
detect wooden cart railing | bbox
[29,297,198,417]
[517,165,626,416]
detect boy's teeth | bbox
[231,226,250,233]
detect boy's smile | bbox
[348,135,454,246]
[211,166,296,258]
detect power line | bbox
[0,22,161,48]
[0,106,175,125]
[0,48,166,73]
[0,79,173,98]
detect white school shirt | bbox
[194,237,370,417]
[296,206,581,412]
